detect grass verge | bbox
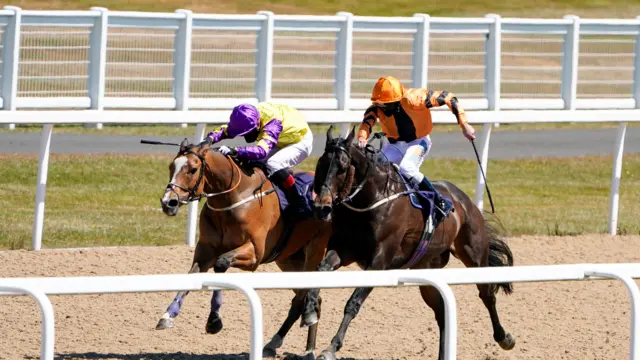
[1,153,639,250]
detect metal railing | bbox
[1,263,639,360]
[2,8,640,120]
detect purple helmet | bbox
[227,104,260,137]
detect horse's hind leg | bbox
[455,226,516,351]
[156,241,215,330]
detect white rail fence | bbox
[0,8,638,248]
[1,263,639,360]
[2,8,640,114]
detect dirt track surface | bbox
[1,234,639,360]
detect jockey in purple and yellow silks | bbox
[206,102,313,210]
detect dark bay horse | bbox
[157,138,331,359]
[300,126,516,360]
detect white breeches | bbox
[380,135,432,184]
[265,130,314,174]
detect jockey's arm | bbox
[357,105,378,142]
[207,125,230,143]
[235,119,283,161]
[425,90,469,127]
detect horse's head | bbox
[160,138,211,216]
[312,125,358,221]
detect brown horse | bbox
[156,138,331,359]
[300,126,516,360]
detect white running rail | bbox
[1,263,639,360]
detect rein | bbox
[323,140,417,212]
[165,148,243,205]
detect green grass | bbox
[1,153,639,250]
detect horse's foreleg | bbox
[316,251,387,360]
[156,242,215,330]
[214,241,258,272]
[205,266,226,335]
[301,249,342,328]
[205,241,260,335]
[263,289,305,357]
[317,286,373,360]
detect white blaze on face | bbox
[162,156,189,203]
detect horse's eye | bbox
[190,167,198,175]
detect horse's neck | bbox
[202,153,257,203]
[348,146,395,204]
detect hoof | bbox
[303,350,315,360]
[317,350,336,360]
[206,312,223,334]
[155,317,174,330]
[300,312,318,328]
[499,332,516,350]
[262,334,282,358]
[262,347,277,358]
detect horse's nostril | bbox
[321,205,332,217]
[168,199,179,207]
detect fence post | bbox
[32,124,54,251]
[335,11,353,137]
[412,13,430,89]
[475,14,501,211]
[173,9,199,247]
[185,124,206,248]
[608,122,627,235]
[561,15,580,110]
[0,286,55,360]
[584,270,640,359]
[1,6,22,130]
[256,11,274,102]
[86,7,108,130]
[397,276,457,360]
[633,16,640,109]
[173,9,192,129]
[202,280,264,360]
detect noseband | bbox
[165,146,242,205]
[319,142,376,207]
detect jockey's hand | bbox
[357,137,368,148]
[462,123,476,141]
[219,145,237,156]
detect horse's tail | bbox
[483,211,514,296]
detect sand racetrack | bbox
[1,234,640,360]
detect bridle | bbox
[319,140,376,207]
[164,146,242,205]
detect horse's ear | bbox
[179,138,189,152]
[345,125,356,145]
[326,124,334,143]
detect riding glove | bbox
[219,145,237,156]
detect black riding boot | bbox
[269,168,306,215]
[417,176,453,224]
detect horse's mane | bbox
[193,143,268,177]
[327,134,407,195]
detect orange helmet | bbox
[370,76,404,104]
